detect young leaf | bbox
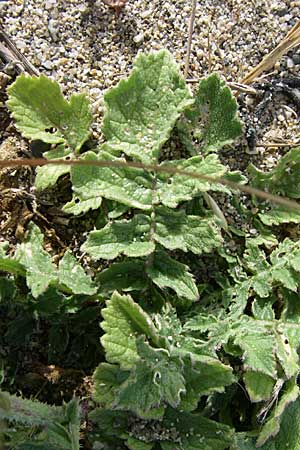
[248,148,300,199]
[64,151,154,214]
[102,50,193,164]
[243,372,275,403]
[180,356,235,411]
[101,292,159,369]
[162,407,234,450]
[14,222,57,298]
[97,260,148,293]
[35,145,72,190]
[81,214,154,260]
[187,73,242,154]
[58,250,97,295]
[157,154,227,208]
[116,339,186,415]
[7,74,92,152]
[93,363,130,405]
[154,206,223,254]
[146,250,199,301]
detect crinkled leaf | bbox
[237,240,300,300]
[81,214,154,259]
[63,151,153,214]
[187,73,242,154]
[83,207,222,260]
[234,324,276,378]
[97,260,148,293]
[161,407,234,450]
[101,292,159,370]
[35,145,72,190]
[7,74,92,152]
[146,250,198,301]
[58,250,97,295]
[257,381,299,447]
[116,340,185,415]
[14,222,57,298]
[259,207,300,226]
[157,154,227,208]
[154,206,222,253]
[180,356,235,411]
[102,50,193,164]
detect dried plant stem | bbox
[184,0,197,79]
[0,26,39,76]
[241,21,300,85]
[0,157,299,211]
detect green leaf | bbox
[243,372,275,402]
[93,363,129,405]
[102,50,193,164]
[58,250,97,295]
[236,240,300,301]
[146,250,199,301]
[97,260,148,293]
[35,145,72,190]
[0,257,26,277]
[248,148,300,199]
[116,340,185,415]
[63,151,153,214]
[275,322,300,378]
[162,407,234,450]
[7,74,92,152]
[256,381,299,446]
[258,207,300,226]
[0,390,63,426]
[83,207,222,261]
[81,214,154,259]
[180,356,235,411]
[101,292,159,369]
[126,437,154,450]
[157,154,227,208]
[188,73,242,154]
[154,206,223,253]
[0,277,16,302]
[14,222,57,298]
[233,323,277,378]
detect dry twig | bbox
[241,21,300,85]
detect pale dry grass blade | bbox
[241,21,300,85]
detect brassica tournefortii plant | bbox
[1,50,300,449]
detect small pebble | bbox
[133,32,144,45]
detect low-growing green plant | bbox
[1,49,300,449]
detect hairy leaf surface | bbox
[102,50,193,164]
[101,292,159,369]
[146,251,198,301]
[7,75,92,151]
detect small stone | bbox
[140,9,152,19]
[133,31,144,45]
[292,53,300,65]
[286,57,294,69]
[42,60,53,70]
[278,114,285,122]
